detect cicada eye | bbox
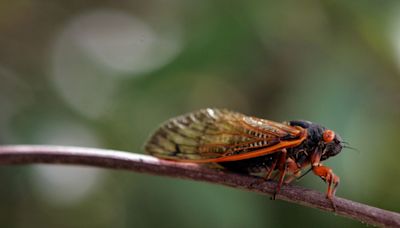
[323,130,335,143]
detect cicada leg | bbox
[283,158,302,184]
[312,164,340,199]
[312,164,340,211]
[264,155,279,180]
[272,150,304,198]
[253,153,279,187]
[262,150,300,200]
[272,149,288,200]
[310,151,340,211]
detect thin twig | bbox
[0,145,398,227]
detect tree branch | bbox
[0,145,398,227]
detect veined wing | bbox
[144,108,305,162]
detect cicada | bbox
[144,108,344,204]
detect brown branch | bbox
[0,145,398,227]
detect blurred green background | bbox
[1,1,400,227]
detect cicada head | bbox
[320,130,343,160]
[289,120,344,161]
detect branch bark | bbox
[0,145,398,227]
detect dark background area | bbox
[1,1,400,227]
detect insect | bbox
[144,108,344,207]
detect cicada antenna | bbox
[342,141,360,154]
[343,145,360,154]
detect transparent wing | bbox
[144,108,302,161]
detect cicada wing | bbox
[144,108,303,161]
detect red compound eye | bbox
[323,130,335,143]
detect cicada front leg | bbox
[312,164,340,199]
[312,164,340,211]
[310,151,340,210]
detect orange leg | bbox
[264,155,279,180]
[312,164,340,210]
[272,149,288,200]
[283,158,301,184]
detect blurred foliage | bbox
[1,1,400,227]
